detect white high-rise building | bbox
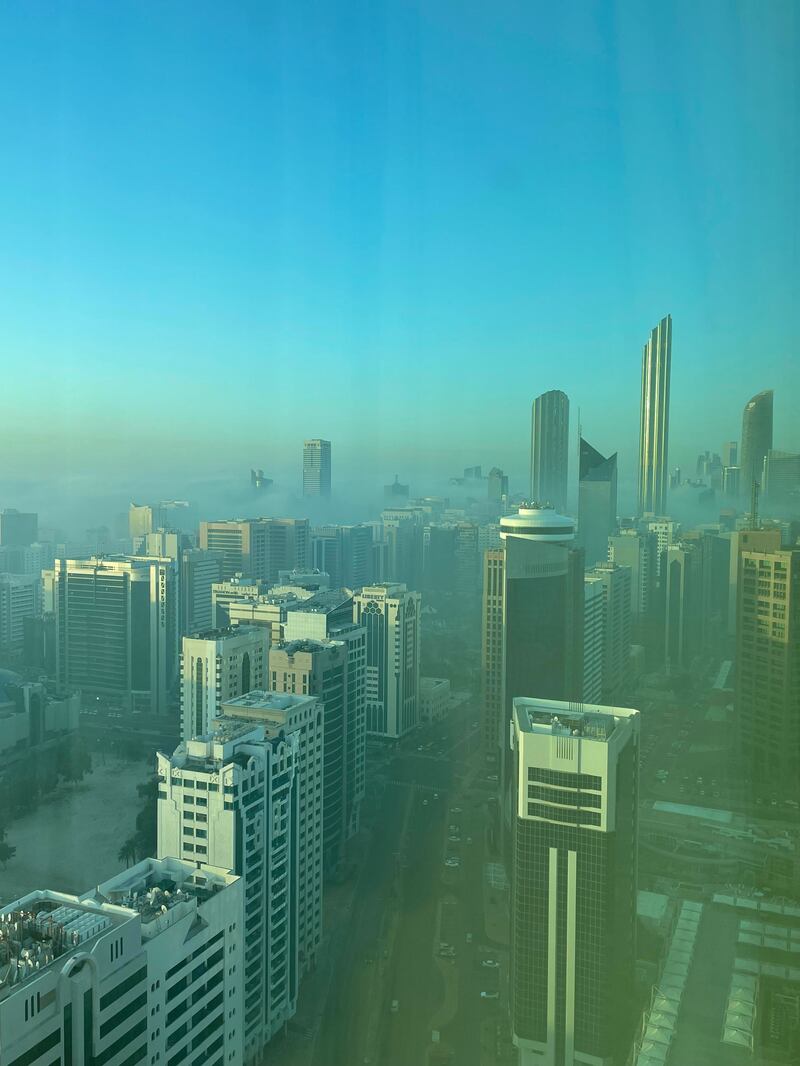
[158,719,302,1059]
[222,691,324,974]
[180,626,269,739]
[303,439,332,498]
[0,857,243,1066]
[283,593,366,838]
[269,639,350,869]
[352,583,421,739]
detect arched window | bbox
[241,652,251,695]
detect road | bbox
[311,697,487,1066]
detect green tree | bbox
[0,827,16,868]
[117,836,138,868]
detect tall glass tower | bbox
[739,389,773,502]
[303,438,332,497]
[577,437,618,569]
[637,315,672,516]
[530,390,570,512]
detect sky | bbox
[0,0,797,513]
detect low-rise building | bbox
[420,676,450,722]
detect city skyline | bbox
[1,6,798,1065]
[1,3,798,482]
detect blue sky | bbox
[0,0,797,500]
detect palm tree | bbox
[117,837,138,868]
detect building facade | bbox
[180,626,269,739]
[608,530,657,618]
[180,547,224,636]
[303,439,332,498]
[530,390,569,513]
[352,583,421,739]
[584,562,632,701]
[577,438,618,570]
[157,722,300,1059]
[735,544,799,785]
[269,638,350,870]
[0,572,41,651]
[310,523,373,589]
[511,697,639,1066]
[0,508,38,547]
[0,858,243,1066]
[283,594,366,838]
[637,314,672,516]
[200,519,310,583]
[47,556,178,714]
[221,692,325,976]
[739,389,774,503]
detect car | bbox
[448,824,459,831]
[480,991,499,1000]
[391,1000,400,1013]
[417,745,424,751]
[450,807,462,814]
[481,959,499,969]
[466,932,473,943]
[444,858,460,868]
[448,835,460,843]
[487,774,498,782]
[423,799,429,806]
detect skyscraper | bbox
[303,438,332,497]
[222,691,325,974]
[488,466,509,502]
[762,449,800,507]
[180,625,269,739]
[282,594,366,839]
[311,523,373,588]
[0,508,37,547]
[530,390,569,512]
[481,507,584,763]
[577,437,618,569]
[511,697,639,1066]
[200,518,310,582]
[381,506,425,591]
[158,718,303,1058]
[47,555,178,714]
[637,314,672,516]
[739,389,773,501]
[584,562,632,701]
[352,582,421,738]
[180,546,224,635]
[735,543,799,785]
[270,638,351,870]
[722,440,738,468]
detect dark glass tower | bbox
[530,390,570,513]
[485,507,584,772]
[511,697,639,1066]
[577,438,618,569]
